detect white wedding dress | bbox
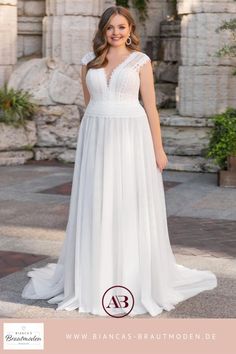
[22,50,217,316]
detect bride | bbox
[22,5,217,317]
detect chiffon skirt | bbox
[22,102,217,316]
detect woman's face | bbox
[105,14,131,48]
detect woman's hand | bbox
[155,148,168,173]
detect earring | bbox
[125,36,132,45]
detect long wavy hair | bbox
[87,6,141,70]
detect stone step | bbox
[158,111,218,171]
[159,108,214,156]
[0,108,219,172]
[166,154,218,172]
[0,151,33,166]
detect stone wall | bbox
[2,0,105,165]
[139,0,177,58]
[115,0,176,59]
[6,56,83,164]
[17,0,46,60]
[43,0,104,64]
[154,18,180,108]
[2,0,230,171]
[178,0,236,117]
[0,121,36,165]
[159,0,236,172]
[5,0,175,166]
[16,0,175,62]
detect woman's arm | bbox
[139,61,168,172]
[81,65,90,107]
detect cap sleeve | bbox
[80,51,96,65]
[131,52,151,73]
[137,53,151,69]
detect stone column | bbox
[177,0,236,117]
[17,0,46,59]
[43,0,105,65]
[0,0,17,87]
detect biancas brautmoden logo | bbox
[3,323,44,350]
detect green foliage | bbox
[132,0,149,22]
[0,84,38,128]
[116,0,129,6]
[116,0,149,22]
[216,17,236,33]
[24,144,34,151]
[215,8,236,74]
[216,44,236,58]
[206,107,236,169]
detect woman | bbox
[22,5,217,317]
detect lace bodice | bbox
[81,50,151,103]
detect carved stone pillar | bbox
[43,0,105,65]
[177,0,236,117]
[0,0,17,87]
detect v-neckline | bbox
[102,50,137,89]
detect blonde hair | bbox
[87,5,141,70]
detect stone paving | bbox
[0,161,236,319]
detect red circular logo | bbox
[102,285,134,318]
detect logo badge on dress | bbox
[102,285,134,318]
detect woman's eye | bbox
[107,26,126,30]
